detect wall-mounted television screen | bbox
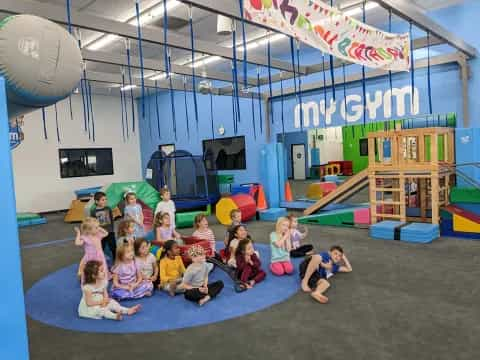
[59,148,114,178]
[203,136,246,170]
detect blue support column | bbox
[0,77,29,360]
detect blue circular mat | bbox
[25,243,302,333]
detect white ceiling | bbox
[1,0,466,94]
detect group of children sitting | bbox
[75,187,352,321]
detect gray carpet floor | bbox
[19,212,480,360]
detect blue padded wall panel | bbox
[260,143,280,208]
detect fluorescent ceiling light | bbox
[343,2,379,17]
[190,55,222,68]
[86,0,181,51]
[149,72,175,80]
[120,84,137,91]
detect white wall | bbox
[308,127,343,165]
[12,93,142,213]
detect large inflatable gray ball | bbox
[0,15,83,118]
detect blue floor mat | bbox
[25,243,302,333]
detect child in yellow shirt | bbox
[159,240,186,296]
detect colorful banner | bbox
[245,0,410,71]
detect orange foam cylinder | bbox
[215,194,257,225]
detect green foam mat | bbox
[176,211,204,228]
[450,187,480,204]
[298,210,354,227]
[17,212,42,221]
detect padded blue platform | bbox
[74,186,102,199]
[370,221,406,240]
[400,223,439,244]
[25,243,302,333]
[259,207,288,221]
[17,217,47,228]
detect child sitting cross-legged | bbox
[78,260,141,321]
[287,214,314,257]
[299,245,352,304]
[182,245,223,306]
[159,240,186,296]
[224,225,252,268]
[235,238,266,289]
[134,238,158,288]
[269,217,294,276]
[110,245,154,301]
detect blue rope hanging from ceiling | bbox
[321,52,327,128]
[163,0,170,76]
[256,68,263,134]
[135,0,146,122]
[250,92,257,140]
[231,82,237,134]
[388,9,393,117]
[342,63,347,126]
[209,91,215,139]
[119,81,126,142]
[232,25,241,131]
[427,31,433,114]
[75,32,88,134]
[125,40,136,133]
[409,21,415,109]
[41,107,47,140]
[83,78,91,140]
[167,52,177,140]
[329,0,336,101]
[361,1,367,132]
[188,6,199,131]
[267,34,274,124]
[296,40,303,130]
[146,87,152,140]
[121,67,129,139]
[238,0,248,89]
[289,36,301,130]
[88,81,95,142]
[54,104,60,143]
[280,72,285,137]
[182,77,190,140]
[154,80,161,139]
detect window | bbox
[203,136,246,170]
[359,138,377,156]
[59,148,114,178]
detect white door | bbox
[292,144,306,180]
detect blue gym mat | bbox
[25,243,302,333]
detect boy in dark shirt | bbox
[299,245,352,304]
[90,191,116,260]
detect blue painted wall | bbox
[0,78,29,359]
[139,0,480,186]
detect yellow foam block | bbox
[306,183,324,200]
[453,214,480,233]
[215,197,238,225]
[64,200,87,223]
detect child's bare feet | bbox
[301,281,312,293]
[198,295,211,306]
[115,313,123,320]
[127,304,141,315]
[145,291,152,297]
[169,281,177,297]
[311,292,328,304]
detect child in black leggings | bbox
[183,245,224,306]
[288,215,314,258]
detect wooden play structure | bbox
[367,127,455,225]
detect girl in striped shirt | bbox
[192,214,216,255]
